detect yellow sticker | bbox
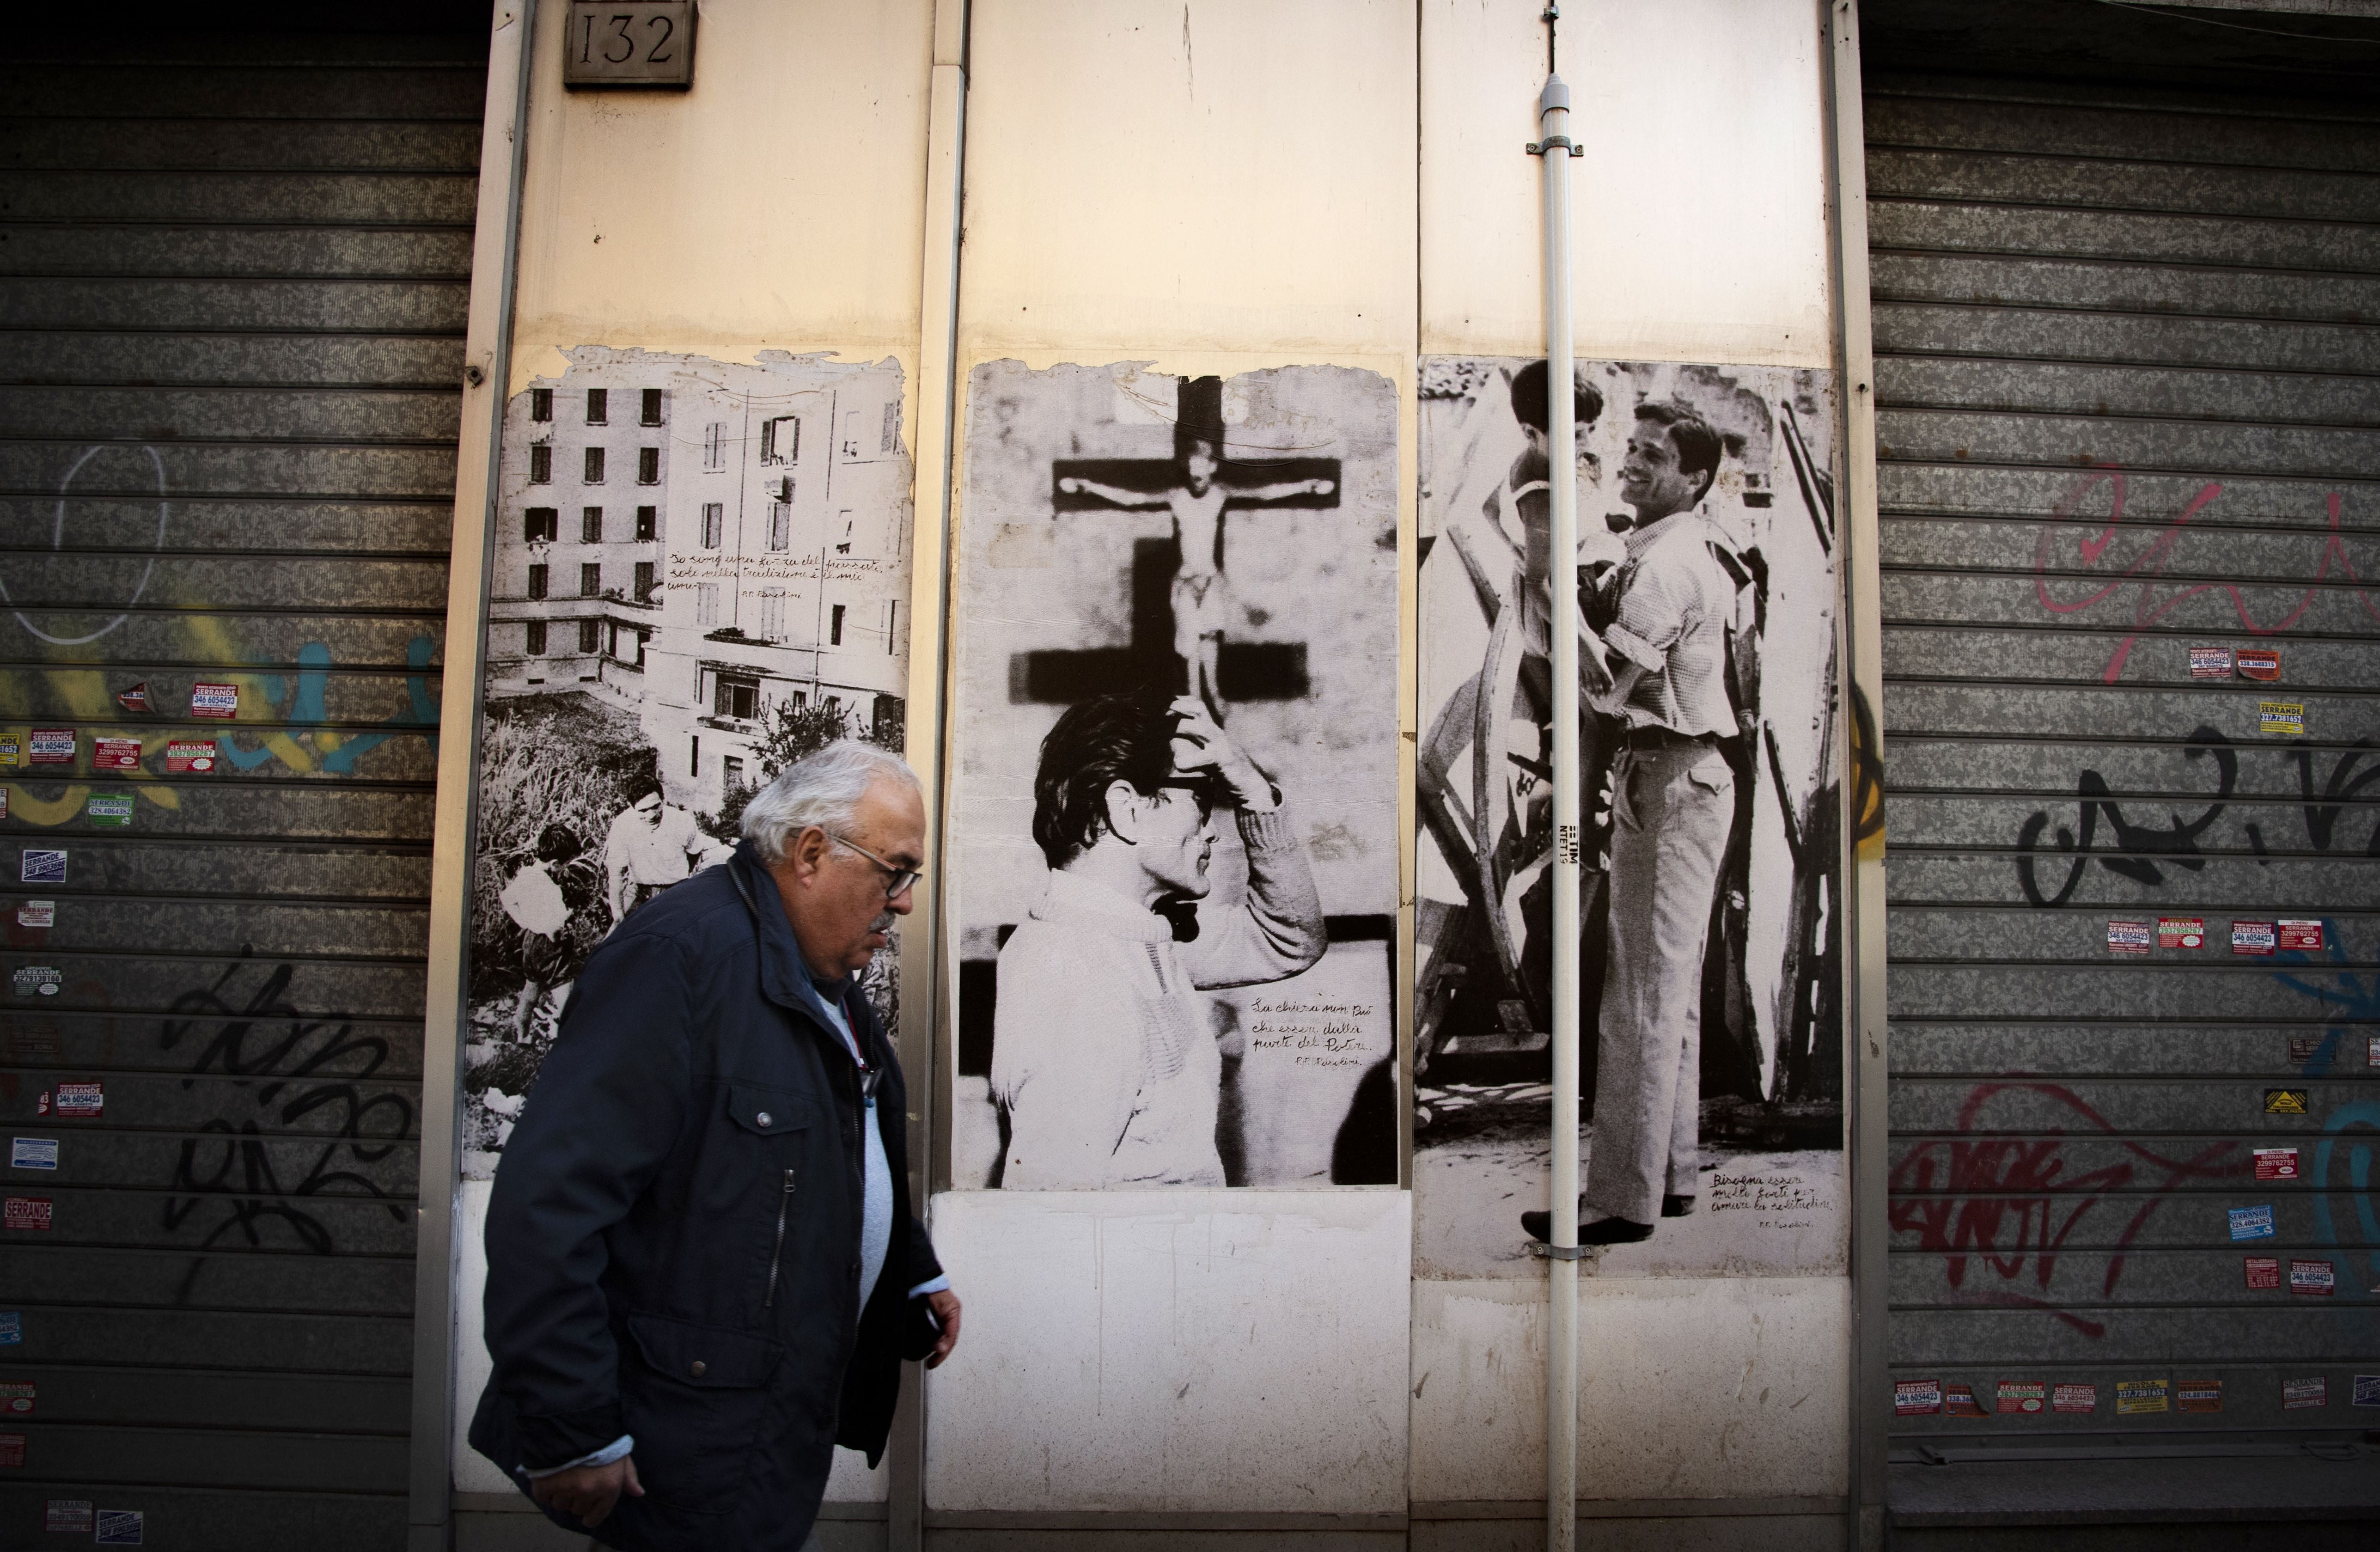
[2259,700,2305,736]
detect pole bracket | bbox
[1525,135,1586,157]
[1531,1242,1591,1261]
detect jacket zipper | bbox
[763,1166,799,1308]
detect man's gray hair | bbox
[741,740,922,865]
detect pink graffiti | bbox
[1889,1080,2240,1338]
[2032,466,2380,683]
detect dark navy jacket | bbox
[468,843,942,1551]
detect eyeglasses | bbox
[824,830,924,899]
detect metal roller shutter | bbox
[1871,65,2380,1459]
[0,19,484,1549]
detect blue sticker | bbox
[10,1139,56,1172]
[18,850,65,886]
[95,1509,143,1545]
[0,1312,18,1346]
[2227,1204,2276,1241]
[2356,1375,2380,1408]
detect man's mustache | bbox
[868,911,897,935]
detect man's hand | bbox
[1166,697,1274,811]
[924,1288,964,1369]
[530,1455,642,1528]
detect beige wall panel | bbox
[509,0,934,389]
[1422,0,1833,366]
[958,0,1417,357]
[1410,1278,1850,1503]
[924,1190,1413,1512]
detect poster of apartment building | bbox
[461,346,913,1177]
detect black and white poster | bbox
[461,347,915,1179]
[1413,357,1843,1276]
[949,361,1401,1189]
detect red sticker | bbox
[1,1198,49,1232]
[2106,919,2152,956]
[2157,917,2204,949]
[27,730,74,765]
[1894,1380,1940,1416]
[2254,1148,2300,1181]
[189,682,239,718]
[1944,1383,1988,1418]
[165,739,217,774]
[2051,1382,2097,1414]
[2231,920,2276,955]
[0,1381,31,1417]
[2245,1257,2280,1290]
[2235,647,2280,682]
[2178,1379,2223,1414]
[91,738,141,772]
[2290,1259,2335,1296]
[1996,1380,2046,1415]
[115,683,150,713]
[2282,1377,2327,1410]
[54,1082,101,1118]
[2278,920,2323,951]
[0,1433,21,1466]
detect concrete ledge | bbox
[1416,1497,1849,1520]
[1888,1448,2380,1528]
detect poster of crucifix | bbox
[949,360,1401,1190]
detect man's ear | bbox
[790,825,833,878]
[1099,780,1143,846]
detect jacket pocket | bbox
[619,1313,784,1514]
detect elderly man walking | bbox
[470,741,961,1551]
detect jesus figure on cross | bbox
[1058,433,1335,720]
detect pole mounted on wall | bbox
[1525,6,1585,1550]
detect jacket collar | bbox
[727,842,861,1042]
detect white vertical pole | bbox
[1537,65,1582,1552]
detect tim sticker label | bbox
[2253,1147,2300,1181]
[2264,1088,2309,1116]
[2157,917,2204,949]
[2235,647,2280,681]
[54,1083,101,1119]
[9,1139,56,1172]
[2116,1379,2168,1415]
[165,739,217,774]
[2259,700,2305,735]
[2282,1377,2326,1410]
[94,1508,143,1545]
[2290,1259,2336,1296]
[12,967,60,1000]
[2106,919,2152,956]
[2278,920,2324,952]
[0,1313,19,1345]
[2,1197,51,1231]
[91,738,141,772]
[2177,1379,2223,1414]
[2354,1375,2380,1407]
[2244,1257,2280,1290]
[27,729,74,764]
[2228,1204,2276,1241]
[189,681,239,718]
[2051,1383,2096,1414]
[1894,1380,1941,1416]
[2188,646,2232,678]
[19,851,65,886]
[1996,1380,2046,1415]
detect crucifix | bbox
[1009,376,1341,721]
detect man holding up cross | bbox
[1059,433,1333,720]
